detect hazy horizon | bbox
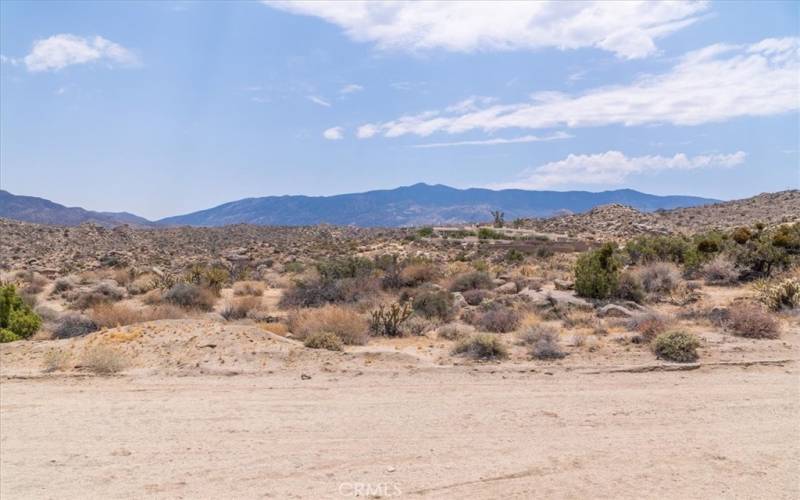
[1,1,798,219]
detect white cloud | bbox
[356,124,379,139]
[323,126,344,140]
[493,150,746,189]
[411,131,572,148]
[340,83,364,94]
[265,1,708,59]
[23,34,138,72]
[357,37,800,138]
[307,95,331,107]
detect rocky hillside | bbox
[520,190,799,239]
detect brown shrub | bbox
[637,262,682,298]
[452,333,508,360]
[233,281,265,297]
[220,296,263,320]
[68,280,127,310]
[80,345,127,374]
[517,324,566,360]
[42,349,72,372]
[286,305,368,345]
[399,263,440,287]
[462,289,490,306]
[701,255,739,285]
[449,272,493,292]
[90,303,184,328]
[303,331,344,351]
[726,303,780,339]
[627,312,672,343]
[437,323,474,340]
[163,283,216,311]
[475,305,520,333]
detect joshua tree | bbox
[491,210,505,228]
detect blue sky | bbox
[1,1,798,219]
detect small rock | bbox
[300,373,312,380]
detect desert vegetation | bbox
[0,196,796,375]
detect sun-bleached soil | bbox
[1,359,798,499]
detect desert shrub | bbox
[449,271,493,292]
[68,280,126,309]
[638,262,682,297]
[220,296,262,321]
[477,228,504,240]
[416,226,434,237]
[614,271,644,303]
[437,323,474,340]
[43,349,72,372]
[625,235,690,265]
[462,289,490,306]
[505,249,525,263]
[81,345,127,374]
[412,290,454,321]
[316,257,374,282]
[771,223,800,250]
[185,264,230,294]
[517,324,565,360]
[90,303,184,328]
[452,333,508,360]
[0,284,41,340]
[369,302,413,337]
[0,329,21,343]
[280,275,377,308]
[653,331,700,362]
[401,316,435,336]
[399,262,440,287]
[701,255,740,285]
[286,305,368,345]
[233,281,265,297]
[756,277,800,311]
[163,283,216,311]
[126,274,156,295]
[475,305,520,333]
[52,276,76,294]
[732,226,797,278]
[53,313,98,339]
[627,312,671,343]
[303,331,344,351]
[726,303,779,339]
[731,226,752,244]
[574,243,620,299]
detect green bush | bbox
[477,227,504,240]
[652,331,700,362]
[756,278,800,311]
[412,290,454,321]
[574,244,620,299]
[316,257,374,282]
[0,284,41,341]
[416,226,434,237]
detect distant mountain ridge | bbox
[157,183,718,227]
[1,184,719,228]
[0,190,154,228]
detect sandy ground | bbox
[1,362,798,499]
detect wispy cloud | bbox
[357,37,799,138]
[411,132,572,149]
[493,150,746,189]
[23,34,139,72]
[307,95,331,107]
[323,126,344,140]
[339,83,364,94]
[265,1,708,59]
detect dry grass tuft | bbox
[726,303,780,339]
[286,305,368,345]
[90,303,184,328]
[233,281,265,297]
[80,345,127,374]
[42,349,72,372]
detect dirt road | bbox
[1,364,798,499]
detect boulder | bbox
[597,304,636,318]
[495,282,518,294]
[554,279,574,291]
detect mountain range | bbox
[0,184,718,228]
